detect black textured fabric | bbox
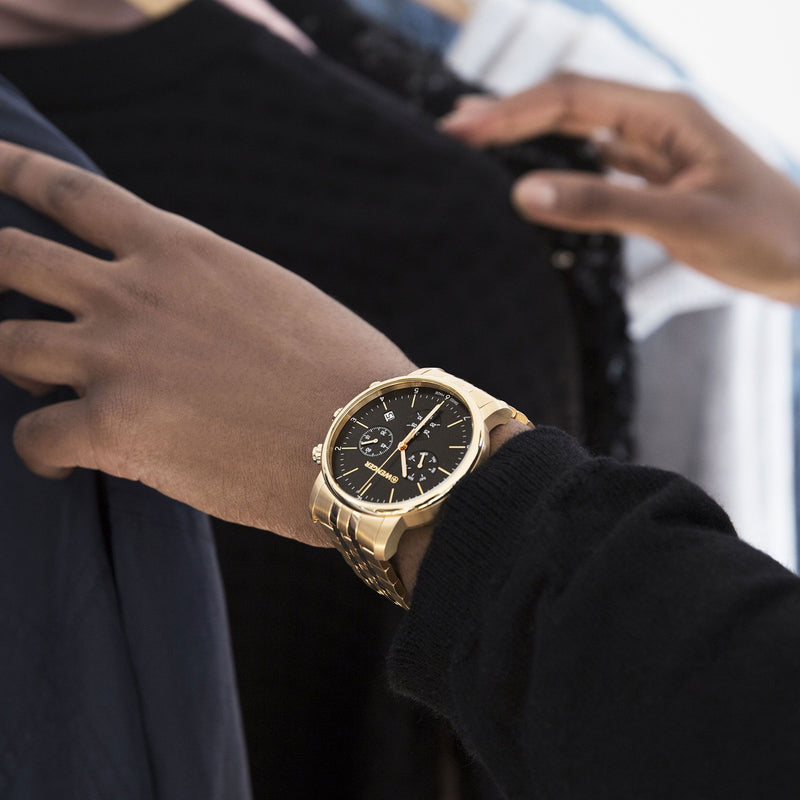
[390,428,800,798]
[0,77,249,800]
[0,2,624,797]
[275,0,633,461]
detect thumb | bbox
[512,171,702,241]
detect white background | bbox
[608,0,800,162]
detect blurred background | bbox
[609,0,800,164]
[608,0,800,572]
[349,0,800,571]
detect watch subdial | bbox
[405,451,439,483]
[405,409,442,440]
[358,426,394,458]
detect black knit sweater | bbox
[390,428,800,798]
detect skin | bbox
[0,141,524,597]
[439,74,800,303]
[0,141,417,546]
[1,77,799,600]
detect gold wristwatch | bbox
[309,368,533,609]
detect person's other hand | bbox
[440,74,800,303]
[0,142,414,544]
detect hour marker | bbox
[341,447,357,450]
[337,467,359,479]
[381,398,388,410]
[449,445,466,449]
[447,419,464,428]
[411,393,417,408]
[417,482,424,495]
[389,487,395,503]
[437,467,451,476]
[355,420,369,429]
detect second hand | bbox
[358,400,445,494]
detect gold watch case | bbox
[310,368,520,566]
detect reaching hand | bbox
[0,141,414,544]
[440,74,800,303]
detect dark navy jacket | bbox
[0,76,250,800]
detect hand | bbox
[0,142,415,545]
[440,74,800,303]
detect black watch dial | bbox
[330,385,474,504]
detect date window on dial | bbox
[384,411,396,422]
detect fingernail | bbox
[438,99,495,131]
[515,179,557,210]
[590,126,616,145]
[455,93,490,109]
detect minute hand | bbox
[358,401,445,494]
[399,401,444,451]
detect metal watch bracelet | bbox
[310,369,534,609]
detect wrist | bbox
[394,417,530,600]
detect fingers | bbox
[0,141,152,253]
[1,371,57,397]
[591,132,677,184]
[439,74,712,154]
[511,170,706,239]
[0,318,85,390]
[13,399,95,479]
[0,227,106,314]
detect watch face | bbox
[329,384,475,505]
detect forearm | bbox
[390,428,800,798]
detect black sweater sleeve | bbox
[388,428,800,799]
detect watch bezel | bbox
[320,373,488,517]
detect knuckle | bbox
[0,152,31,192]
[81,267,115,308]
[44,167,95,212]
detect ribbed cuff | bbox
[387,426,591,713]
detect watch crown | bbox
[311,444,323,464]
[332,407,343,420]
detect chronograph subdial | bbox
[358,426,394,457]
[404,450,439,483]
[330,384,474,504]
[404,409,442,440]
